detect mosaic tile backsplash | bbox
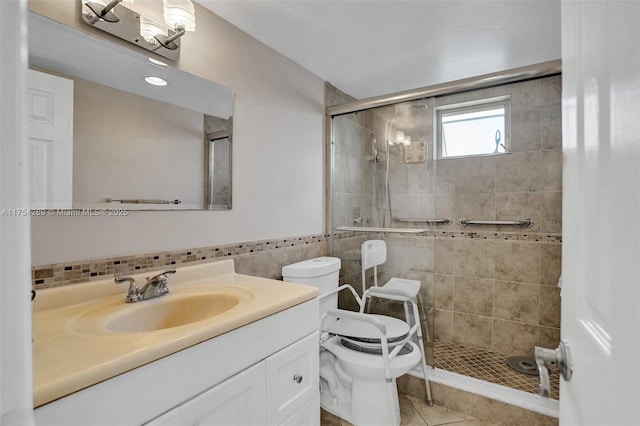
[32,234,329,289]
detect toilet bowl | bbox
[282,257,421,426]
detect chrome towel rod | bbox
[335,226,427,234]
[460,218,533,227]
[393,217,451,224]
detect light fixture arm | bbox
[84,0,123,24]
[154,26,186,51]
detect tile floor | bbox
[321,394,496,426]
[434,341,560,400]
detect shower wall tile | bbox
[435,274,454,310]
[493,281,540,325]
[539,286,561,328]
[495,151,541,193]
[453,239,495,279]
[541,191,562,233]
[434,309,454,343]
[418,160,437,194]
[417,194,436,218]
[495,240,541,284]
[453,312,493,350]
[538,326,561,349]
[495,192,541,232]
[435,194,455,226]
[541,105,562,150]
[435,159,456,194]
[510,75,561,111]
[454,156,496,193]
[541,149,563,192]
[540,243,562,286]
[510,109,541,152]
[435,239,455,274]
[492,319,539,356]
[333,117,375,160]
[325,81,355,107]
[454,192,496,230]
[453,276,494,316]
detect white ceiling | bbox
[198,0,561,100]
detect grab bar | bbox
[105,197,181,205]
[460,218,533,227]
[392,217,450,224]
[335,226,427,234]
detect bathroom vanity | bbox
[32,260,319,425]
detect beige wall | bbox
[29,0,325,265]
[72,78,205,208]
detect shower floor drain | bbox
[505,356,539,376]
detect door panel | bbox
[27,69,73,209]
[561,1,640,424]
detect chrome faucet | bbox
[114,269,176,303]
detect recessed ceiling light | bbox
[148,57,168,67]
[144,76,168,86]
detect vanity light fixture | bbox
[81,0,196,61]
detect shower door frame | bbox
[325,59,562,251]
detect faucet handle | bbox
[114,276,140,302]
[147,269,176,282]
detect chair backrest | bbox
[361,240,387,294]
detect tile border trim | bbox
[32,233,329,289]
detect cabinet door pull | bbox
[293,375,303,384]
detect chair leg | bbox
[412,296,434,406]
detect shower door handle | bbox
[534,340,573,397]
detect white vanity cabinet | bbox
[145,332,319,426]
[146,362,266,426]
[35,298,319,426]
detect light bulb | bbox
[140,17,165,45]
[163,0,196,32]
[396,130,405,143]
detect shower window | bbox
[436,95,511,158]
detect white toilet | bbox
[283,257,421,426]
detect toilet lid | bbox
[323,314,410,344]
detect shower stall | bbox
[327,61,563,405]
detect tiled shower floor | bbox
[434,341,560,400]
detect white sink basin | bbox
[104,293,240,333]
[70,288,251,335]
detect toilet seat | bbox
[323,314,410,347]
[321,336,421,381]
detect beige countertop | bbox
[33,260,317,407]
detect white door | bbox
[27,69,73,209]
[560,1,640,424]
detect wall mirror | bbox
[27,12,234,211]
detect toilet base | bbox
[320,377,401,426]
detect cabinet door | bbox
[280,394,320,426]
[179,361,266,426]
[265,332,319,424]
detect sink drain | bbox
[505,356,539,376]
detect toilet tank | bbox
[282,257,341,317]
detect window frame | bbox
[435,95,512,159]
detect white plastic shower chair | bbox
[361,239,434,406]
